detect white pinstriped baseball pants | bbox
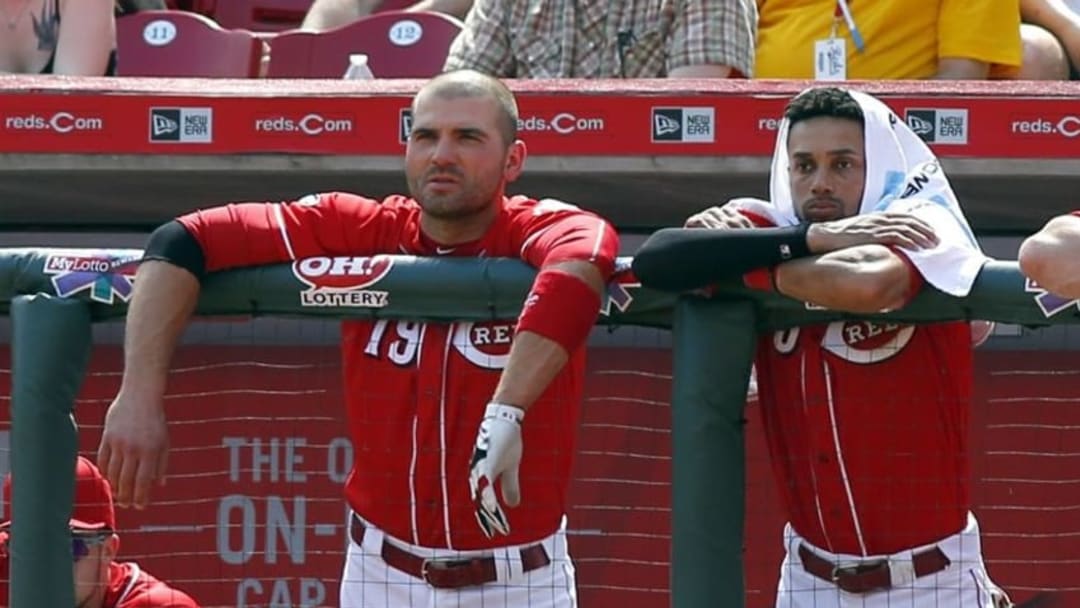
[776,513,1011,608]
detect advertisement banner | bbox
[2,87,1079,158]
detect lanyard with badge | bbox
[814,0,865,81]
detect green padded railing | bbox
[2,247,1078,608]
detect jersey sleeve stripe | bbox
[116,562,141,604]
[272,203,298,260]
[519,226,550,257]
[588,217,606,262]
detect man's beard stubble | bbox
[410,171,500,220]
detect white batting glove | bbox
[468,403,525,539]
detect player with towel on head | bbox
[634,86,1011,607]
[0,456,199,607]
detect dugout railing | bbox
[1,247,1077,608]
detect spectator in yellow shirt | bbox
[755,0,1022,80]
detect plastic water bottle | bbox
[343,54,375,80]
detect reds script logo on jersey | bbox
[774,321,915,364]
[452,320,515,369]
[293,256,393,308]
[364,319,515,370]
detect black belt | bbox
[349,514,551,589]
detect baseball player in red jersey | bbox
[634,87,1011,607]
[0,457,199,608]
[1019,212,1080,299]
[96,70,617,607]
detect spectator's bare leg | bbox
[406,0,473,19]
[1018,23,1071,79]
[301,0,380,31]
[1021,0,1080,76]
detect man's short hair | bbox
[783,87,864,130]
[414,70,519,145]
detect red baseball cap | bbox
[1,456,116,531]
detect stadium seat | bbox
[116,10,265,77]
[212,0,313,32]
[164,0,216,16]
[374,0,416,12]
[266,10,463,78]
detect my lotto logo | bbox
[600,257,640,317]
[43,253,140,305]
[1025,277,1080,317]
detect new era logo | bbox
[904,108,968,145]
[151,111,179,138]
[399,108,413,144]
[651,107,715,143]
[907,113,934,137]
[149,107,213,143]
[654,113,681,137]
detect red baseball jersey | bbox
[178,193,618,550]
[755,319,973,556]
[104,562,200,608]
[742,212,973,556]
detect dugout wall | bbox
[1,248,1078,607]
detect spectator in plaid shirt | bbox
[444,0,757,78]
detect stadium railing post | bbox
[670,297,755,608]
[9,294,91,608]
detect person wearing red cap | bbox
[0,456,199,608]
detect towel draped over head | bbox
[733,88,987,297]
